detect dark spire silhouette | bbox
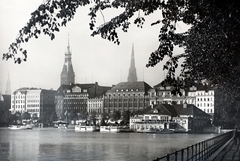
[127,43,138,82]
[5,74,11,95]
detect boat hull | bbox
[75,125,100,132]
[8,124,33,130]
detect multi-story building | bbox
[10,88,56,118]
[148,83,186,105]
[10,87,28,114]
[87,97,104,114]
[55,82,111,119]
[185,86,197,105]
[195,86,214,116]
[149,83,215,117]
[103,81,152,113]
[130,103,212,132]
[26,89,56,118]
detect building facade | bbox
[10,88,28,114]
[148,83,186,105]
[103,81,152,113]
[195,88,214,116]
[55,82,111,119]
[10,88,56,118]
[185,84,215,116]
[87,97,104,114]
[130,103,212,132]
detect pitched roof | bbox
[57,83,96,92]
[173,104,210,117]
[145,104,178,117]
[107,81,152,93]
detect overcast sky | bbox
[0,0,187,94]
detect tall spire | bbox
[5,74,11,95]
[60,35,75,85]
[67,33,70,51]
[127,43,138,82]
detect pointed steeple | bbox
[5,74,11,95]
[60,35,75,85]
[127,43,138,82]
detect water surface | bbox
[0,128,217,161]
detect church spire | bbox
[127,43,138,82]
[5,74,11,95]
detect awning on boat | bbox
[53,120,68,124]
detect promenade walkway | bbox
[207,137,240,161]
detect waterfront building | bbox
[149,83,215,117]
[173,104,211,132]
[130,103,212,132]
[10,88,28,114]
[60,38,75,85]
[127,44,137,82]
[55,82,111,119]
[10,88,56,118]
[103,81,152,113]
[26,89,56,118]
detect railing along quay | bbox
[153,131,233,161]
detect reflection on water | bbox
[0,128,217,161]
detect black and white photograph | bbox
[0,0,239,160]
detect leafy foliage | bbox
[21,112,31,120]
[3,0,239,91]
[109,110,121,121]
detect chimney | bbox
[183,101,187,108]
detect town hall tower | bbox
[60,38,75,85]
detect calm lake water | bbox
[0,128,217,161]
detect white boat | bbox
[8,124,33,130]
[100,126,111,132]
[100,126,120,133]
[75,125,100,132]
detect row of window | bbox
[13,95,26,99]
[196,97,214,102]
[27,104,40,107]
[64,94,88,98]
[12,105,25,109]
[196,91,214,96]
[88,109,102,113]
[27,109,40,112]
[12,100,25,103]
[116,89,139,92]
[197,103,214,107]
[88,104,103,108]
[203,109,213,113]
[108,93,143,97]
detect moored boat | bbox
[8,124,33,130]
[75,125,100,132]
